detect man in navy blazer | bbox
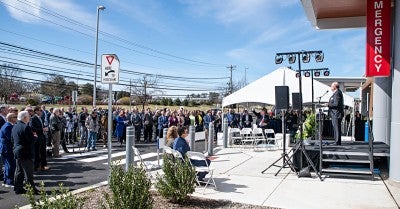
[328,82,344,145]
[12,110,39,194]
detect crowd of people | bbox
[0,103,298,195]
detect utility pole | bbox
[244,67,248,85]
[129,79,132,112]
[227,65,236,95]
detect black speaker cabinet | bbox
[292,93,302,110]
[275,86,289,110]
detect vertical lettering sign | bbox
[366,0,391,77]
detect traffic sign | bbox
[101,54,120,84]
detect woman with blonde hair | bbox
[165,125,178,148]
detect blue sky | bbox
[0,0,365,97]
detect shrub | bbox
[78,94,92,105]
[104,164,153,209]
[22,182,85,209]
[117,97,131,105]
[26,98,38,106]
[155,154,196,204]
[296,112,316,140]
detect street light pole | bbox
[93,5,105,108]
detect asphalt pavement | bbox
[1,131,208,209]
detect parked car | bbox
[41,96,52,103]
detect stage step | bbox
[322,151,370,156]
[322,167,372,175]
[322,159,370,164]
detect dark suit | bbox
[241,113,253,128]
[328,89,344,145]
[30,115,47,169]
[12,120,37,193]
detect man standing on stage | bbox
[328,82,344,145]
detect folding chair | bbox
[240,128,254,148]
[163,146,182,158]
[265,129,279,150]
[253,127,267,151]
[186,151,217,193]
[133,147,159,180]
[229,128,242,146]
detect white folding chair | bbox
[229,128,242,146]
[240,128,254,148]
[186,151,216,193]
[265,129,279,150]
[133,147,158,180]
[253,127,267,151]
[164,146,183,158]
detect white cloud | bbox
[3,0,42,23]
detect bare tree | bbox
[0,63,23,103]
[131,75,160,110]
[40,74,77,97]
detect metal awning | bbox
[301,0,366,29]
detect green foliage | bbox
[116,91,130,100]
[174,98,181,106]
[167,98,174,106]
[27,98,38,106]
[22,182,85,209]
[160,98,168,106]
[182,99,189,106]
[296,112,316,140]
[155,154,196,204]
[104,164,153,209]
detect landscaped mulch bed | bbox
[80,186,274,209]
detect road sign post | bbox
[101,54,120,180]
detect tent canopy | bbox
[222,67,354,107]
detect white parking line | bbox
[102,152,160,165]
[79,151,127,163]
[59,148,116,160]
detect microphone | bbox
[317,90,329,99]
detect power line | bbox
[2,0,226,67]
[0,41,229,81]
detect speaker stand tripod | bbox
[261,110,297,175]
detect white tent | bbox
[222,67,354,107]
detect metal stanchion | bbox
[189,125,195,151]
[223,118,228,148]
[125,126,135,171]
[208,122,214,156]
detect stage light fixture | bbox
[324,70,330,76]
[288,54,296,64]
[302,53,310,63]
[304,71,311,77]
[295,72,300,78]
[275,55,283,64]
[314,71,320,77]
[315,52,324,62]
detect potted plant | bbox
[295,112,317,141]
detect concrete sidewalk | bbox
[192,147,400,209]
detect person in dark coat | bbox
[328,82,344,145]
[241,109,253,128]
[143,109,153,143]
[12,111,39,194]
[0,113,17,187]
[29,106,48,171]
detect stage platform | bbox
[292,141,390,171]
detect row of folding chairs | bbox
[229,127,282,150]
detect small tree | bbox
[174,98,181,106]
[156,155,196,204]
[104,164,153,209]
